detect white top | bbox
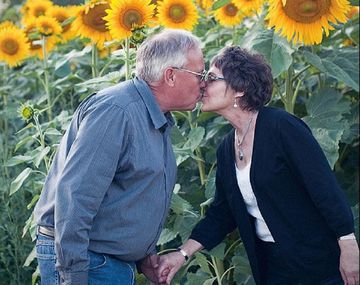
[235,162,275,242]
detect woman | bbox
[157,47,359,285]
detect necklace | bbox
[235,116,254,161]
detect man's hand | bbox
[137,254,164,284]
[157,252,186,285]
[339,239,359,285]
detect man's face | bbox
[171,48,206,111]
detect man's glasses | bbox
[172,67,207,82]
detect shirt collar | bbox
[133,77,173,131]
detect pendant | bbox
[239,148,244,161]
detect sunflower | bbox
[214,2,245,27]
[36,16,62,37]
[47,5,77,42]
[22,0,54,25]
[72,0,112,45]
[233,0,264,15]
[0,21,17,31]
[347,5,359,19]
[157,0,199,30]
[196,0,214,16]
[104,0,155,41]
[0,27,30,67]
[266,0,352,45]
[24,20,56,59]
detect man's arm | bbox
[54,104,131,284]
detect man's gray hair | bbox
[136,29,201,82]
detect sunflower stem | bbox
[1,65,10,178]
[284,64,295,114]
[91,43,99,78]
[42,36,52,121]
[125,37,130,80]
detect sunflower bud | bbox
[131,26,146,44]
[18,104,34,122]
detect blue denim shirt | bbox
[34,78,177,284]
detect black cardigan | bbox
[190,107,354,284]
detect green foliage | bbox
[0,2,359,285]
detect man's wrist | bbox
[338,233,356,241]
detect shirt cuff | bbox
[59,270,88,285]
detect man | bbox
[34,29,206,285]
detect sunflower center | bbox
[283,0,331,23]
[34,7,46,17]
[122,9,143,30]
[40,24,54,36]
[1,38,19,55]
[169,5,187,23]
[225,4,238,17]
[83,3,109,32]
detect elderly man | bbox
[34,29,206,285]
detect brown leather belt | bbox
[38,226,55,238]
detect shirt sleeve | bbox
[54,103,132,284]
[278,114,354,238]
[190,149,237,250]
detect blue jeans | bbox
[36,233,136,285]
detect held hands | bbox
[156,251,187,285]
[339,239,359,285]
[137,254,168,285]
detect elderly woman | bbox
[157,47,359,285]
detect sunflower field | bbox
[0,0,359,284]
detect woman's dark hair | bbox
[211,46,273,111]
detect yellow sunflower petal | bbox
[72,0,112,45]
[266,0,352,45]
[214,2,245,27]
[157,0,199,30]
[0,27,30,67]
[233,0,265,15]
[104,0,155,41]
[47,5,77,42]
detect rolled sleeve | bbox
[54,103,132,282]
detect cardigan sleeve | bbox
[278,114,354,238]
[190,149,237,250]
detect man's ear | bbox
[164,68,176,87]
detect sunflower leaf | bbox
[212,0,231,10]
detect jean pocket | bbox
[89,251,107,271]
[36,234,56,260]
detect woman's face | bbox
[201,66,235,113]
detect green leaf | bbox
[14,136,35,153]
[10,168,32,195]
[23,246,36,267]
[34,146,51,168]
[185,272,212,285]
[341,104,359,144]
[212,0,231,10]
[4,155,33,167]
[208,242,226,259]
[157,228,178,246]
[240,27,294,78]
[190,253,212,275]
[303,48,359,91]
[303,88,351,168]
[184,127,205,151]
[203,277,217,285]
[171,193,193,214]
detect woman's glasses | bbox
[204,72,225,83]
[171,67,226,83]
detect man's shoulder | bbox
[93,80,141,109]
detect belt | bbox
[38,225,55,238]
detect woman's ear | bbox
[164,68,176,87]
[234,91,245,99]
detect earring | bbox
[233,99,238,108]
